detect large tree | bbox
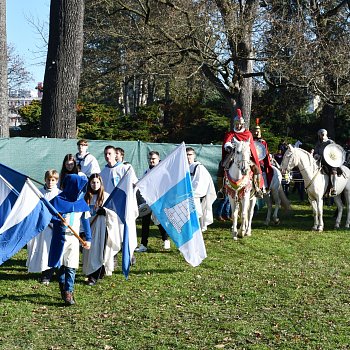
[0,0,8,137]
[41,0,85,138]
[83,0,350,133]
[261,0,350,139]
[83,0,261,126]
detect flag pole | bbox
[55,212,88,247]
[25,179,88,247]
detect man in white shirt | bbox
[135,151,171,252]
[75,139,101,177]
[100,145,137,195]
[186,147,216,232]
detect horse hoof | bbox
[317,227,323,232]
[264,221,270,227]
[273,218,280,225]
[312,227,318,231]
[233,236,238,241]
[245,232,252,237]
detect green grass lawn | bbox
[1,198,350,350]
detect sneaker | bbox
[85,277,97,286]
[163,240,171,250]
[40,278,50,286]
[131,255,136,266]
[216,216,225,221]
[135,244,148,253]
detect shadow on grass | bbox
[2,257,27,268]
[0,292,63,307]
[0,271,35,281]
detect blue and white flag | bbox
[0,164,54,265]
[136,142,207,267]
[104,169,138,279]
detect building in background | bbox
[8,83,42,128]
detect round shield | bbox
[254,141,266,161]
[138,203,151,218]
[323,143,346,167]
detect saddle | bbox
[320,164,343,176]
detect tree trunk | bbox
[320,103,336,140]
[0,0,8,138]
[41,0,85,138]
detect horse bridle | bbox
[233,141,250,175]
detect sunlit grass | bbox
[1,199,350,349]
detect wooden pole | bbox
[56,212,88,247]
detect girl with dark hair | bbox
[82,173,119,286]
[59,154,79,189]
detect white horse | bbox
[281,144,350,231]
[262,165,291,226]
[225,138,257,240]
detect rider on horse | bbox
[217,109,264,198]
[253,125,273,193]
[314,128,342,197]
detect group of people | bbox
[217,109,346,207]
[24,108,345,307]
[26,140,216,306]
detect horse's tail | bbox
[278,186,292,211]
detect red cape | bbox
[222,130,262,174]
[255,138,273,188]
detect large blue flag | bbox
[136,142,207,267]
[104,169,138,279]
[0,164,54,265]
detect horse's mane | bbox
[294,147,317,167]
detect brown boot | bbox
[64,291,75,306]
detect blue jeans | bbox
[216,196,231,218]
[57,266,76,292]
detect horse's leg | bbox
[271,188,281,225]
[264,193,272,226]
[344,190,350,229]
[229,197,239,240]
[316,198,324,232]
[239,194,250,237]
[309,199,319,231]
[245,195,256,237]
[333,195,343,229]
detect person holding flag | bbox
[0,163,55,266]
[135,151,171,253]
[48,174,92,306]
[136,143,207,267]
[26,169,61,284]
[186,147,216,232]
[82,173,120,286]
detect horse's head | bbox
[280,144,297,173]
[232,138,251,175]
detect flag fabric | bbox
[136,142,207,267]
[104,169,138,279]
[0,163,54,265]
